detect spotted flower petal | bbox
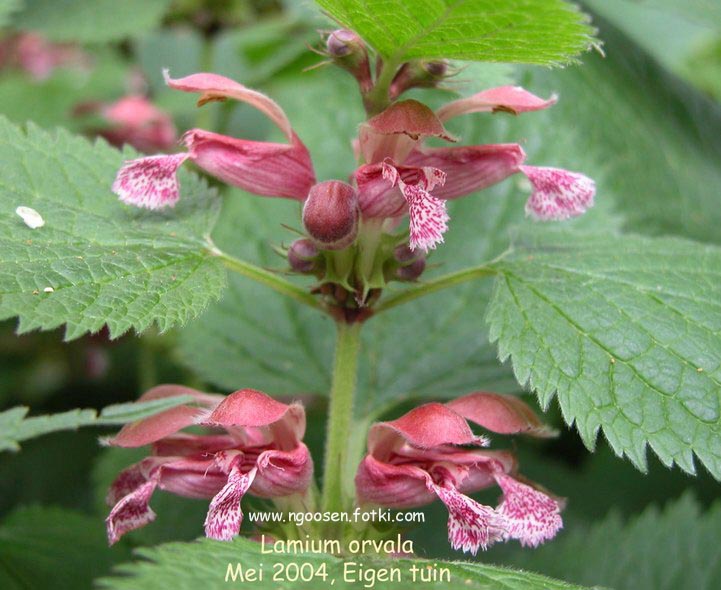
[112,153,189,210]
[521,165,596,220]
[380,161,449,252]
[104,385,313,545]
[204,464,257,541]
[428,480,506,555]
[355,394,563,554]
[106,474,159,545]
[493,471,564,547]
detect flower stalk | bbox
[321,320,362,521]
[210,246,326,313]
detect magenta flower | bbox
[76,95,177,153]
[355,86,595,251]
[104,385,313,545]
[111,71,593,255]
[355,392,563,555]
[0,32,89,80]
[112,71,316,210]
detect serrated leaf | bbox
[504,493,721,590]
[11,0,172,43]
[177,196,335,395]
[0,117,225,340]
[314,0,596,65]
[98,536,601,589]
[486,230,721,477]
[0,506,131,590]
[0,395,195,452]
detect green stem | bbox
[321,321,362,517]
[210,246,326,313]
[364,57,402,116]
[373,265,498,314]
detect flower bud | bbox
[288,238,319,273]
[396,257,426,281]
[389,60,449,99]
[325,29,372,93]
[393,244,426,281]
[303,180,359,250]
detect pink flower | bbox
[355,86,595,251]
[104,385,313,545]
[76,95,177,153]
[355,392,563,555]
[112,71,315,210]
[110,71,593,256]
[0,32,89,80]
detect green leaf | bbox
[0,506,131,590]
[504,493,721,590]
[177,197,335,395]
[99,536,601,589]
[487,229,721,477]
[314,0,596,65]
[0,117,225,340]
[11,0,172,43]
[0,395,195,452]
[494,16,721,245]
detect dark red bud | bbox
[389,59,450,99]
[393,244,426,281]
[325,29,372,93]
[326,29,359,57]
[288,238,319,273]
[396,256,426,281]
[303,180,359,250]
[424,60,448,77]
[393,244,417,264]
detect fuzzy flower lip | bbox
[355,391,563,555]
[112,71,315,210]
[521,165,596,220]
[104,385,312,545]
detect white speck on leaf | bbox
[15,206,45,229]
[43,287,54,293]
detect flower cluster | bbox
[113,71,594,254]
[105,385,312,544]
[105,386,561,556]
[104,29,583,554]
[111,29,594,312]
[355,392,562,554]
